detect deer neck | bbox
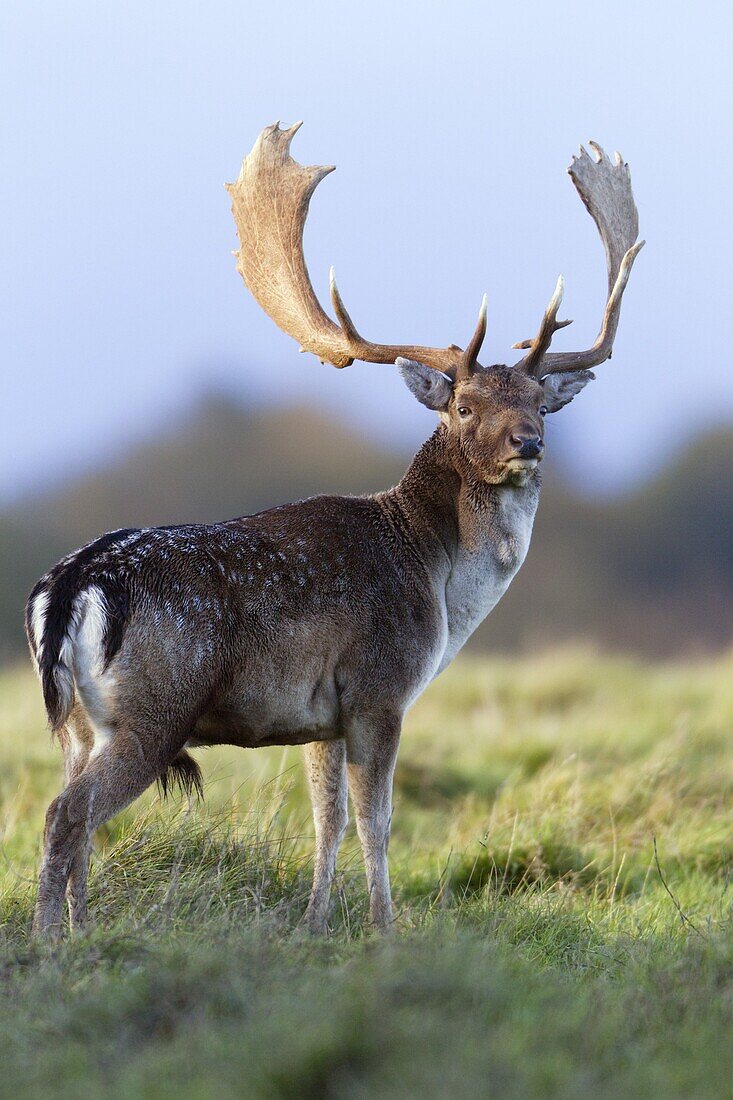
[386,426,541,667]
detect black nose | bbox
[510,434,543,459]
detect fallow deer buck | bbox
[27,122,643,938]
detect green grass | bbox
[1,650,732,1098]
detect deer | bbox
[26,122,643,939]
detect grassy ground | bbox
[1,650,732,1098]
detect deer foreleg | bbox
[345,712,401,932]
[302,739,348,934]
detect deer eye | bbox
[457,406,472,418]
[539,405,548,416]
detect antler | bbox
[513,142,645,379]
[227,122,486,379]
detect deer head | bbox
[227,124,643,486]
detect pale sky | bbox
[2,0,732,500]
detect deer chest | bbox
[438,491,537,671]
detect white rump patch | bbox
[29,589,50,670]
[70,586,116,755]
[73,586,109,681]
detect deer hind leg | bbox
[345,712,401,933]
[302,739,348,934]
[33,731,172,940]
[62,713,93,934]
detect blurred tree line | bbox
[2,395,731,662]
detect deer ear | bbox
[541,369,595,412]
[396,357,453,412]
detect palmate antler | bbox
[513,142,645,379]
[228,124,643,384]
[227,121,486,381]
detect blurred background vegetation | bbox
[2,393,731,665]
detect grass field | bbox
[1,650,732,1098]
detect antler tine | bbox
[456,294,488,380]
[514,141,644,378]
[228,122,474,378]
[511,276,573,379]
[329,268,363,347]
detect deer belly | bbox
[191,673,341,748]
